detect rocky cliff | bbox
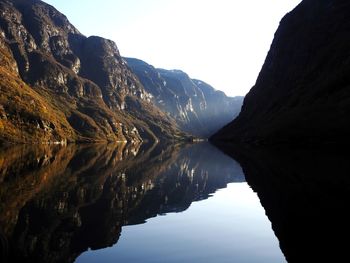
[125,58,243,138]
[0,0,185,144]
[213,0,350,146]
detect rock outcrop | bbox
[213,0,350,146]
[0,0,185,144]
[125,58,243,138]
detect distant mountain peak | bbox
[126,57,243,138]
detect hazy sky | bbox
[44,0,301,96]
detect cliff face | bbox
[125,58,243,138]
[0,36,75,143]
[0,0,184,143]
[213,0,350,145]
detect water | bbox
[76,183,284,263]
[0,142,285,263]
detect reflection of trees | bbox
[0,142,242,263]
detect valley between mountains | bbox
[0,0,242,145]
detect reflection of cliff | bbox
[0,142,243,263]
[220,145,350,263]
[0,145,77,237]
[0,143,137,263]
[126,143,244,225]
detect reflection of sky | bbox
[76,183,286,263]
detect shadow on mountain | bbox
[217,144,350,263]
[0,142,243,263]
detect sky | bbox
[44,0,302,97]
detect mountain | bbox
[212,0,350,146]
[125,58,243,138]
[0,0,185,144]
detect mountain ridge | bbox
[125,57,243,138]
[0,0,241,144]
[0,0,186,144]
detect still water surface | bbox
[77,183,285,263]
[0,142,285,263]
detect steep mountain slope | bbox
[0,40,74,143]
[125,58,243,138]
[0,0,185,144]
[213,0,350,145]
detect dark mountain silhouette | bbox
[126,57,243,138]
[220,144,350,262]
[213,0,350,146]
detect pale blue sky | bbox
[44,0,301,96]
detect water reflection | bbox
[0,142,257,263]
[78,183,284,263]
[219,145,350,263]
